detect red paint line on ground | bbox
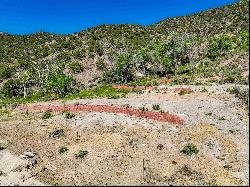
[20,104,185,125]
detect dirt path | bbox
[0,150,45,186]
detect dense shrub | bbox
[207,34,235,60]
[237,29,249,50]
[68,62,84,73]
[96,59,106,70]
[1,79,22,97]
[0,64,15,80]
[45,72,74,96]
[103,53,134,83]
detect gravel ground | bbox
[0,84,248,186]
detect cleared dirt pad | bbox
[0,85,248,186]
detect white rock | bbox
[22,152,36,158]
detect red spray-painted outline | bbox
[21,104,185,125]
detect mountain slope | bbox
[0,0,248,100]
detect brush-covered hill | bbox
[152,0,249,36]
[0,0,249,101]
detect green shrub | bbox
[103,53,134,83]
[205,112,213,116]
[1,79,22,97]
[45,72,73,96]
[181,143,199,156]
[75,150,88,158]
[0,64,15,80]
[219,116,226,120]
[201,87,208,92]
[177,65,189,74]
[178,90,193,95]
[153,104,161,110]
[58,146,68,154]
[68,62,84,73]
[96,59,106,70]
[237,29,249,50]
[227,86,238,95]
[227,86,249,105]
[219,66,244,84]
[73,49,86,59]
[139,106,149,112]
[64,111,75,119]
[42,110,52,119]
[207,34,235,60]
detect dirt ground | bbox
[0,84,249,186]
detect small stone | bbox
[48,129,64,138]
[223,165,232,170]
[0,170,6,176]
[23,151,36,158]
[157,144,164,150]
[0,140,8,150]
[172,160,177,165]
[31,159,38,166]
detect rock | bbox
[157,144,164,150]
[0,170,5,176]
[48,129,64,138]
[25,159,38,169]
[0,140,8,150]
[20,155,29,159]
[22,151,36,158]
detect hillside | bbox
[0,0,249,102]
[0,0,249,186]
[152,0,249,36]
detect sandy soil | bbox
[0,84,248,186]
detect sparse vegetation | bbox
[178,89,193,95]
[227,86,249,106]
[181,143,199,156]
[75,150,88,158]
[68,62,84,73]
[42,110,52,119]
[205,112,213,116]
[219,116,226,120]
[153,104,161,111]
[201,87,208,92]
[58,146,68,154]
[139,106,149,112]
[64,111,75,119]
[65,86,131,100]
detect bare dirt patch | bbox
[0,84,248,185]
